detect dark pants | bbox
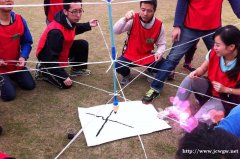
[0,67,35,101]
[69,39,89,70]
[184,39,199,64]
[116,56,164,77]
[41,39,88,89]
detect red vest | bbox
[123,13,162,65]
[0,14,24,73]
[208,49,240,97]
[36,20,75,66]
[184,0,222,30]
[47,0,63,22]
[0,152,9,159]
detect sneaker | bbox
[183,63,196,72]
[167,71,175,81]
[142,88,160,104]
[70,68,91,76]
[120,74,131,86]
[35,63,43,80]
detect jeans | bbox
[1,67,35,101]
[151,26,216,92]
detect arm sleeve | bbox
[40,29,69,78]
[20,17,33,60]
[173,0,188,27]
[113,17,133,34]
[75,22,92,35]
[155,24,166,55]
[228,0,240,18]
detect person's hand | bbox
[124,10,134,22]
[188,70,198,78]
[212,81,227,93]
[154,53,162,61]
[16,57,26,67]
[207,109,224,124]
[172,27,181,43]
[89,19,98,27]
[64,77,73,86]
[0,59,7,66]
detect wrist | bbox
[227,88,233,94]
[123,17,128,22]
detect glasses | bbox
[68,9,84,15]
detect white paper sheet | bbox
[78,101,171,146]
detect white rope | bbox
[97,21,112,61]
[0,2,106,8]
[120,60,239,106]
[116,22,240,70]
[116,60,152,93]
[114,71,127,102]
[137,135,148,159]
[112,0,150,5]
[3,60,112,64]
[31,67,114,94]
[54,85,131,159]
[1,1,239,159]
[0,60,112,75]
[117,59,188,77]
[54,128,84,159]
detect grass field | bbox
[0,0,239,158]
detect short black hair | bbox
[176,123,240,159]
[63,0,82,10]
[140,0,157,11]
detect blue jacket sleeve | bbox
[20,17,33,60]
[173,0,188,27]
[228,0,240,18]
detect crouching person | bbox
[36,0,98,89]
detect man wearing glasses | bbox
[36,0,98,89]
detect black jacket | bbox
[38,10,91,78]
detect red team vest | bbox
[123,13,162,65]
[208,49,240,97]
[47,0,63,22]
[184,0,222,30]
[0,14,24,73]
[36,20,75,66]
[0,152,10,159]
